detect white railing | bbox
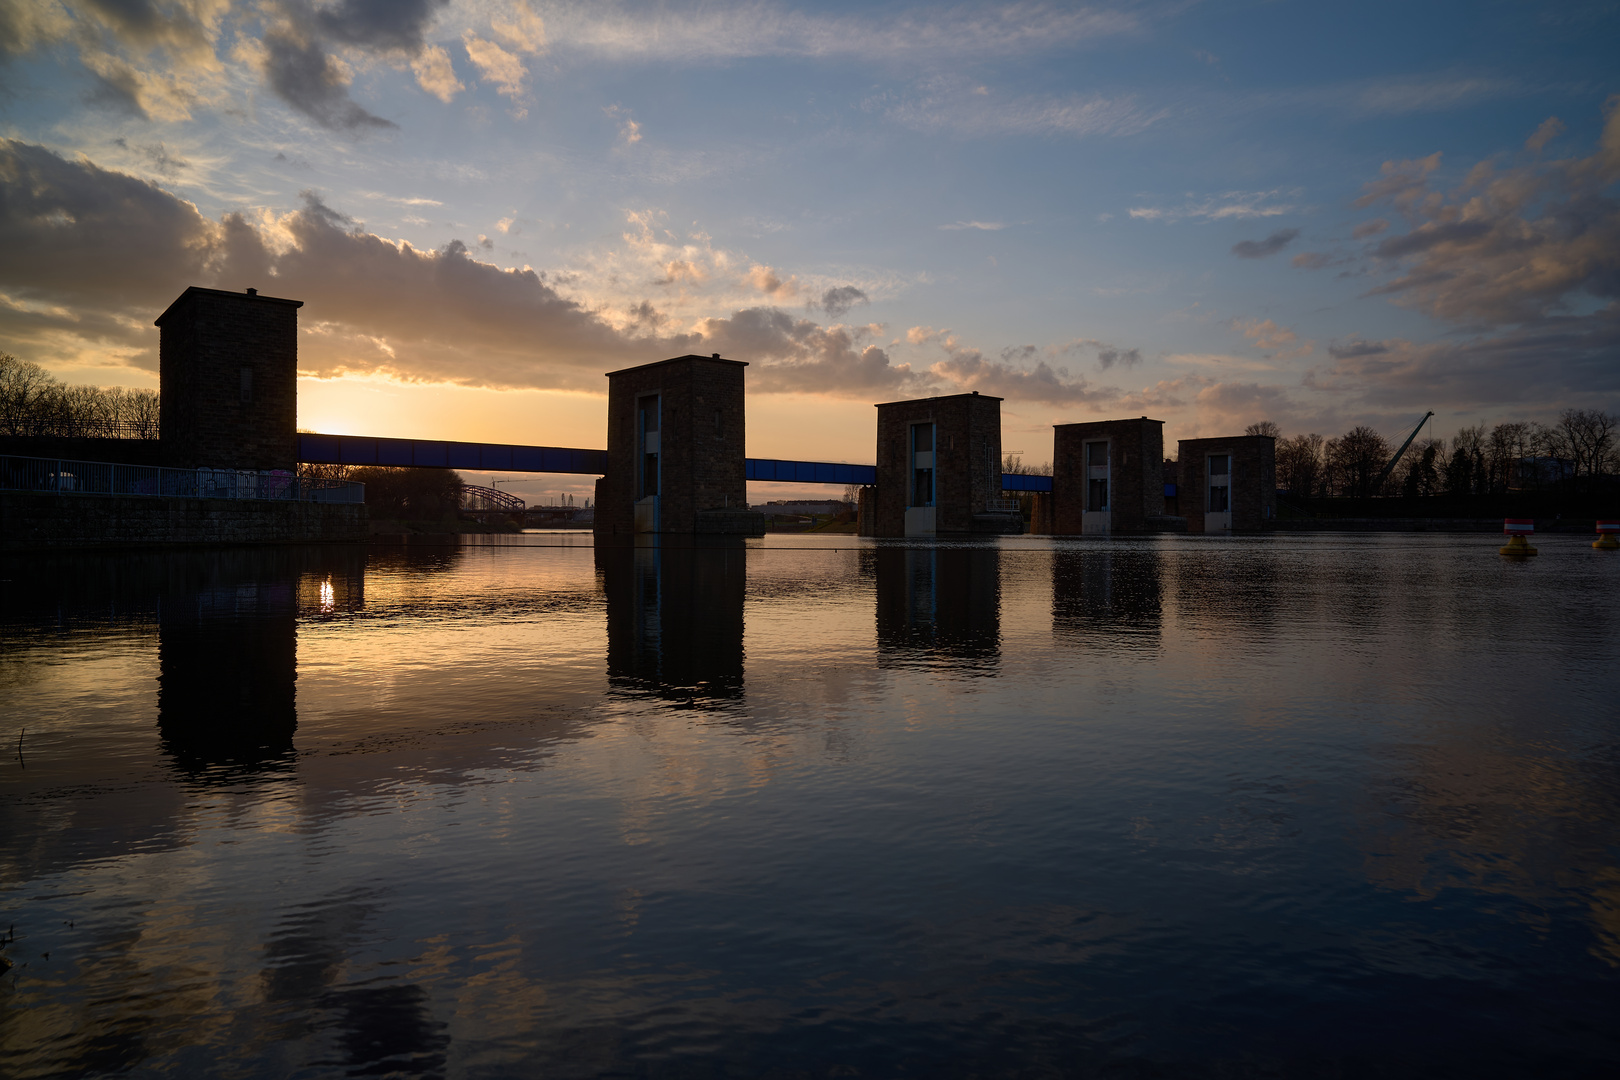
[984,498,1022,513]
[0,455,365,504]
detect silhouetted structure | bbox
[593,354,764,536]
[1048,417,1165,535]
[1177,435,1277,533]
[871,392,1017,537]
[157,286,302,472]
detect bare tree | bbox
[1244,420,1280,438]
[1553,409,1616,483]
[1329,426,1390,497]
[1276,433,1323,497]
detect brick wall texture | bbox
[595,355,756,536]
[2,491,367,551]
[1176,435,1277,533]
[873,393,1003,537]
[158,287,302,472]
[1050,418,1165,535]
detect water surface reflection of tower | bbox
[598,542,747,701]
[872,546,1001,670]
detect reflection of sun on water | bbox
[320,576,334,614]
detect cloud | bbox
[1354,100,1620,324]
[1306,314,1620,412]
[1096,346,1141,370]
[314,0,449,52]
[748,264,797,299]
[541,3,1138,64]
[410,44,463,102]
[1231,228,1300,258]
[1351,75,1514,116]
[879,79,1166,140]
[1232,317,1314,360]
[604,104,642,145]
[462,33,528,100]
[696,309,920,396]
[1351,218,1389,239]
[939,221,1006,231]
[1525,116,1564,153]
[259,28,396,131]
[1327,337,1391,361]
[1291,251,1333,269]
[818,286,869,318]
[0,140,922,400]
[463,1,546,109]
[1128,189,1296,223]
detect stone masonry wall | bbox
[159,287,302,472]
[596,355,751,536]
[1051,418,1164,535]
[873,393,1002,537]
[1176,435,1277,534]
[2,491,367,551]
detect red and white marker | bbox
[1503,518,1535,535]
[1597,520,1620,534]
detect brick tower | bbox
[157,286,302,471]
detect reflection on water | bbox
[1052,546,1162,653]
[3,533,1619,1077]
[872,545,1000,668]
[598,540,747,702]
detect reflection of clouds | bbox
[5,535,1620,1074]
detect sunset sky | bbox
[2,1,1617,499]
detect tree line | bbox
[1,354,159,439]
[1247,411,1619,499]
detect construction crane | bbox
[1372,411,1435,494]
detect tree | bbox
[349,467,465,520]
[1329,426,1390,496]
[1245,420,1280,438]
[1276,433,1323,497]
[1552,408,1616,484]
[1401,440,1441,498]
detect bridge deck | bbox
[298,433,1055,493]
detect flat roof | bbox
[872,391,1002,407]
[1053,416,1163,428]
[154,286,304,325]
[605,353,748,376]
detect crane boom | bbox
[1373,411,1434,493]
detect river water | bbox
[2,533,1617,1078]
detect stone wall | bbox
[596,354,759,536]
[1177,435,1277,534]
[873,392,1003,537]
[1051,418,1165,535]
[2,491,367,551]
[158,287,302,472]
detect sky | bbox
[1,0,1617,501]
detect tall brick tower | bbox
[872,391,1014,537]
[157,286,302,471]
[594,354,763,537]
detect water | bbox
[2,533,1617,1078]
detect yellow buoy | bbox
[1500,519,1538,557]
[1596,519,1619,550]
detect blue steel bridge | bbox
[297,433,1056,494]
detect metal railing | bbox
[983,498,1023,513]
[0,418,159,439]
[0,455,365,503]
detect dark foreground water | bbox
[2,533,1618,1078]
